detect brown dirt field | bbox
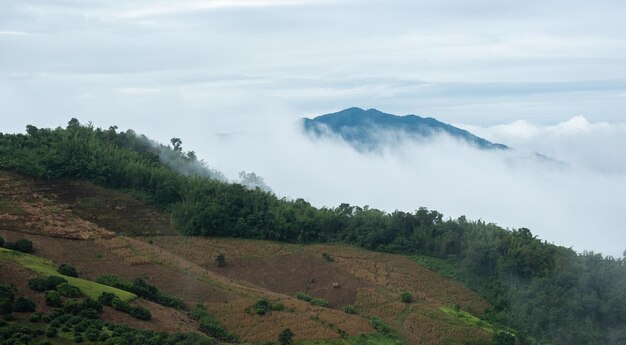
[219,254,368,307]
[147,236,492,345]
[0,170,175,237]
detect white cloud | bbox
[196,115,626,258]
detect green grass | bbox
[296,334,405,345]
[0,247,136,302]
[439,305,514,336]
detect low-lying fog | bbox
[201,115,626,258]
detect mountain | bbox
[302,107,509,151]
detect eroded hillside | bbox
[0,170,495,344]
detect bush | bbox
[57,283,81,297]
[13,296,36,312]
[64,299,102,316]
[198,315,238,343]
[58,264,78,277]
[295,292,313,302]
[322,253,334,262]
[369,316,391,335]
[215,253,226,267]
[129,306,151,320]
[98,292,118,306]
[248,299,272,315]
[278,328,294,345]
[46,276,68,289]
[13,239,33,253]
[310,298,329,307]
[111,298,130,313]
[0,284,16,314]
[74,334,84,343]
[0,235,4,247]
[28,277,49,292]
[400,291,412,303]
[342,305,357,314]
[191,304,209,320]
[44,291,63,307]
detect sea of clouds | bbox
[201,115,626,258]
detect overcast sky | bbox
[1,1,625,256]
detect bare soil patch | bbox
[219,254,368,308]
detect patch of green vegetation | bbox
[439,305,514,337]
[296,333,405,345]
[0,247,136,302]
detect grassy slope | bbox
[0,247,136,302]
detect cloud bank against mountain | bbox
[301,107,509,151]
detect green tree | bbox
[400,291,412,303]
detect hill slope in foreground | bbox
[0,170,496,345]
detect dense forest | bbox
[1,119,625,345]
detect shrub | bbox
[13,296,36,312]
[248,299,272,315]
[13,239,33,253]
[310,298,329,307]
[46,276,68,289]
[322,253,334,262]
[369,316,391,335]
[97,292,118,306]
[295,292,313,302]
[199,315,238,343]
[44,291,63,307]
[0,284,16,314]
[342,305,357,314]
[58,264,78,277]
[129,306,151,320]
[278,328,294,345]
[0,235,4,247]
[57,283,81,297]
[400,291,412,303]
[215,253,226,267]
[64,299,102,316]
[111,298,130,313]
[191,304,209,320]
[28,277,49,292]
[74,334,84,343]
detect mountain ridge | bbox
[302,107,509,151]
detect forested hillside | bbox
[1,119,625,345]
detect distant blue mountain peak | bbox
[301,108,509,151]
